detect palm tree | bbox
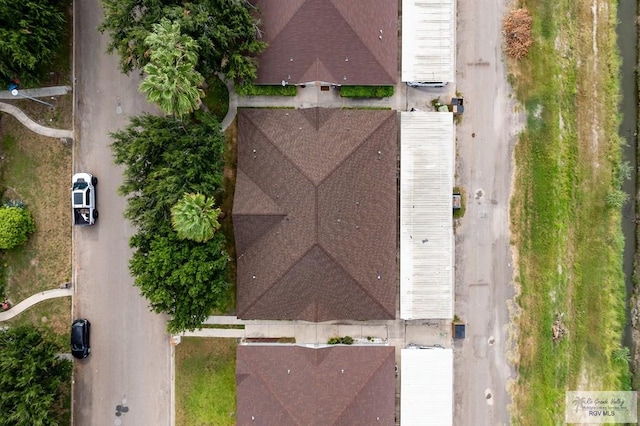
[171,193,221,243]
[139,18,204,117]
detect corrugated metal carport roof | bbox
[402,0,455,82]
[400,112,454,320]
[401,348,453,425]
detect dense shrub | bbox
[0,206,35,250]
[340,85,394,98]
[235,83,297,97]
[328,336,355,345]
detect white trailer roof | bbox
[401,348,453,425]
[400,112,454,319]
[402,0,455,83]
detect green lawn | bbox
[175,338,237,426]
[509,0,630,423]
[0,123,72,335]
[202,76,229,122]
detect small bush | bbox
[0,206,35,250]
[235,84,297,97]
[605,190,629,208]
[328,336,354,345]
[340,85,394,98]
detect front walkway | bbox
[0,288,73,322]
[221,79,456,130]
[0,102,74,139]
[181,316,451,349]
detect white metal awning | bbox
[402,0,455,83]
[401,348,453,425]
[400,112,454,320]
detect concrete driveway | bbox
[452,0,524,425]
[72,0,171,424]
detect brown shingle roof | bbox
[234,108,398,321]
[253,0,398,85]
[236,345,396,426]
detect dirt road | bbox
[453,0,524,424]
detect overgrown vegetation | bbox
[176,338,237,426]
[235,83,297,97]
[339,85,394,98]
[0,324,72,425]
[99,0,266,82]
[111,112,229,333]
[508,0,630,423]
[0,0,66,84]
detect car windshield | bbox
[73,180,88,190]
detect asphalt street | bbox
[72,0,171,425]
[453,0,524,425]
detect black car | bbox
[71,319,91,359]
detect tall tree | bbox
[139,19,204,117]
[130,225,229,333]
[0,325,72,425]
[99,0,267,82]
[111,112,225,230]
[0,0,65,83]
[171,192,221,243]
[111,113,229,332]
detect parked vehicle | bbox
[71,318,91,359]
[72,172,98,225]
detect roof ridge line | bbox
[315,243,393,318]
[329,0,396,82]
[332,348,394,422]
[243,109,317,187]
[316,112,395,187]
[249,357,299,424]
[238,243,317,317]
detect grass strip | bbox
[175,337,237,426]
[509,0,631,423]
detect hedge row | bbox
[339,85,395,98]
[235,84,297,97]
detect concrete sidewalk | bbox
[220,79,455,130]
[0,86,72,100]
[0,102,74,139]
[0,288,73,322]
[182,316,452,349]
